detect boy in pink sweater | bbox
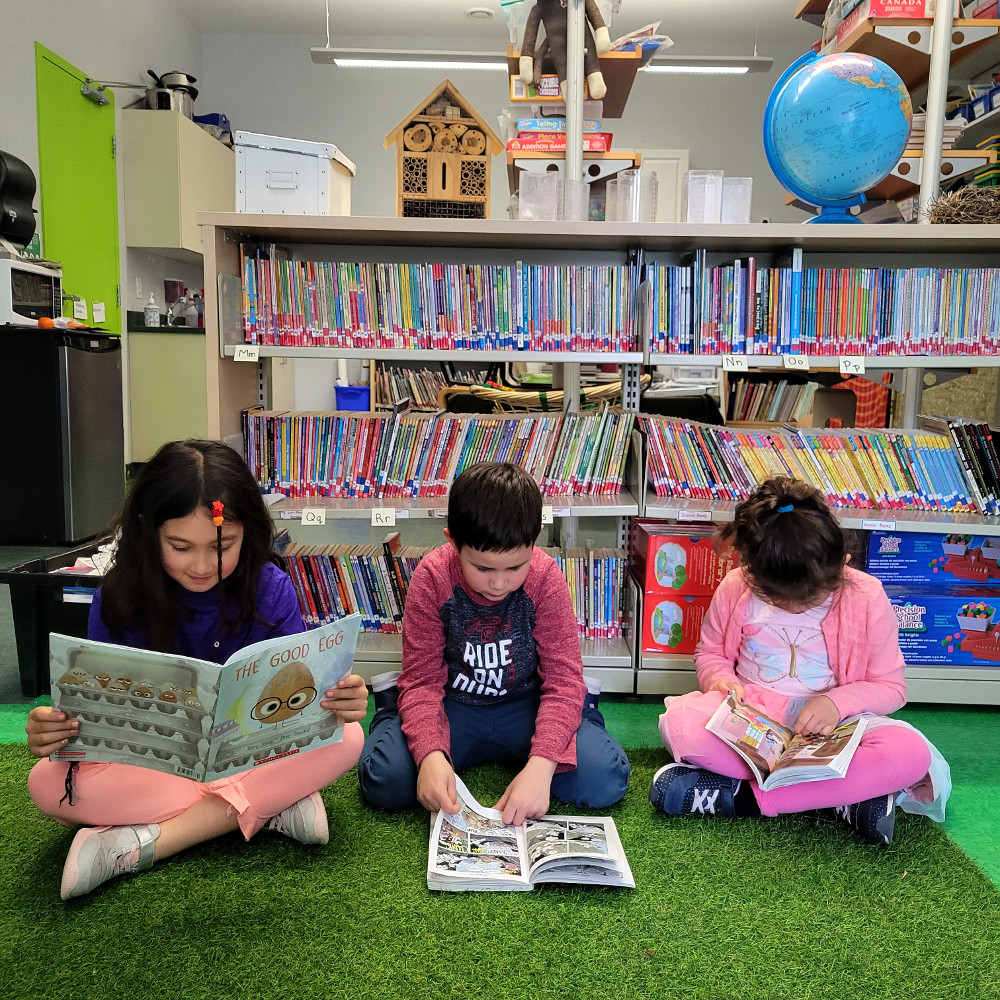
[650,477,943,846]
[359,462,629,824]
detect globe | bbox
[763,50,913,223]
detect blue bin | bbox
[335,385,370,411]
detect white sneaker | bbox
[60,823,159,900]
[263,790,329,845]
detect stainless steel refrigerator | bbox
[1,325,125,544]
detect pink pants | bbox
[27,722,364,839]
[659,689,931,816]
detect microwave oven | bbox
[0,258,63,324]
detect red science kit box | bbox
[885,586,1000,666]
[867,530,1000,587]
[629,522,735,597]
[640,592,713,654]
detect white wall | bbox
[197,31,816,223]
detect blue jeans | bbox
[358,693,630,812]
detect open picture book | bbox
[49,614,361,782]
[427,776,634,892]
[705,694,870,791]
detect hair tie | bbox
[776,504,794,513]
[211,500,225,526]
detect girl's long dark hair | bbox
[717,476,846,607]
[99,439,280,652]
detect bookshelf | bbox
[199,214,1000,698]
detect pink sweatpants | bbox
[659,689,931,816]
[27,721,364,839]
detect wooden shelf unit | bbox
[198,214,1000,697]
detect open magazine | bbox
[427,776,634,892]
[705,695,870,791]
[48,614,361,782]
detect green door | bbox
[34,44,120,331]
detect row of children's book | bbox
[241,246,640,352]
[628,258,1000,357]
[282,535,629,640]
[374,366,480,411]
[242,406,635,499]
[725,377,819,425]
[640,415,987,513]
[237,245,1000,358]
[918,415,1000,516]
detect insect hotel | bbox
[384,79,503,219]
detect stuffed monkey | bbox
[519,0,611,102]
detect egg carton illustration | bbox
[209,712,343,774]
[67,731,207,775]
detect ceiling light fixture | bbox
[465,6,495,19]
[311,47,507,70]
[644,56,773,75]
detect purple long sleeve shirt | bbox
[87,562,307,661]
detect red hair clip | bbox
[211,500,225,527]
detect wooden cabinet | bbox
[121,110,234,262]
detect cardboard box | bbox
[867,530,1000,586]
[235,131,356,216]
[630,522,735,596]
[641,593,713,654]
[516,118,601,133]
[886,586,1000,666]
[507,133,612,153]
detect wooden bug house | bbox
[384,79,503,219]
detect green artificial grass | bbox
[2,746,1000,1000]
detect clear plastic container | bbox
[721,177,753,224]
[519,170,562,222]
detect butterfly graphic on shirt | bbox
[743,623,831,692]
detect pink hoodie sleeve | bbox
[824,577,907,720]
[694,569,744,692]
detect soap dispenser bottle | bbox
[144,293,161,327]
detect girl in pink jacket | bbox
[649,476,939,846]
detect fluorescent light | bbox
[645,55,773,75]
[311,47,507,71]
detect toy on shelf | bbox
[518,0,611,102]
[383,79,503,219]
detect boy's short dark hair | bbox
[447,462,542,552]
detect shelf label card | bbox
[541,505,554,525]
[430,508,448,518]
[371,508,396,527]
[861,519,896,531]
[552,506,571,518]
[783,354,810,371]
[678,509,713,523]
[840,355,866,375]
[721,354,748,372]
[394,509,410,519]
[301,507,327,526]
[234,345,260,362]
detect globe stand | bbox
[806,197,865,225]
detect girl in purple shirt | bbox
[26,440,368,899]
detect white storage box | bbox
[235,131,357,215]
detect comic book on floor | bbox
[705,694,870,792]
[427,776,635,892]
[48,614,362,782]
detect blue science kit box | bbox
[885,585,1000,666]
[867,530,1000,587]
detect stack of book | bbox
[284,537,629,639]
[241,247,640,353]
[919,415,1000,515]
[640,415,976,512]
[243,407,635,499]
[726,377,819,425]
[906,113,966,151]
[373,367,481,411]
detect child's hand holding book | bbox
[792,695,840,736]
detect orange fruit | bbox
[38,316,54,328]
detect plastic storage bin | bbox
[235,131,357,215]
[335,385,370,411]
[0,544,101,697]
